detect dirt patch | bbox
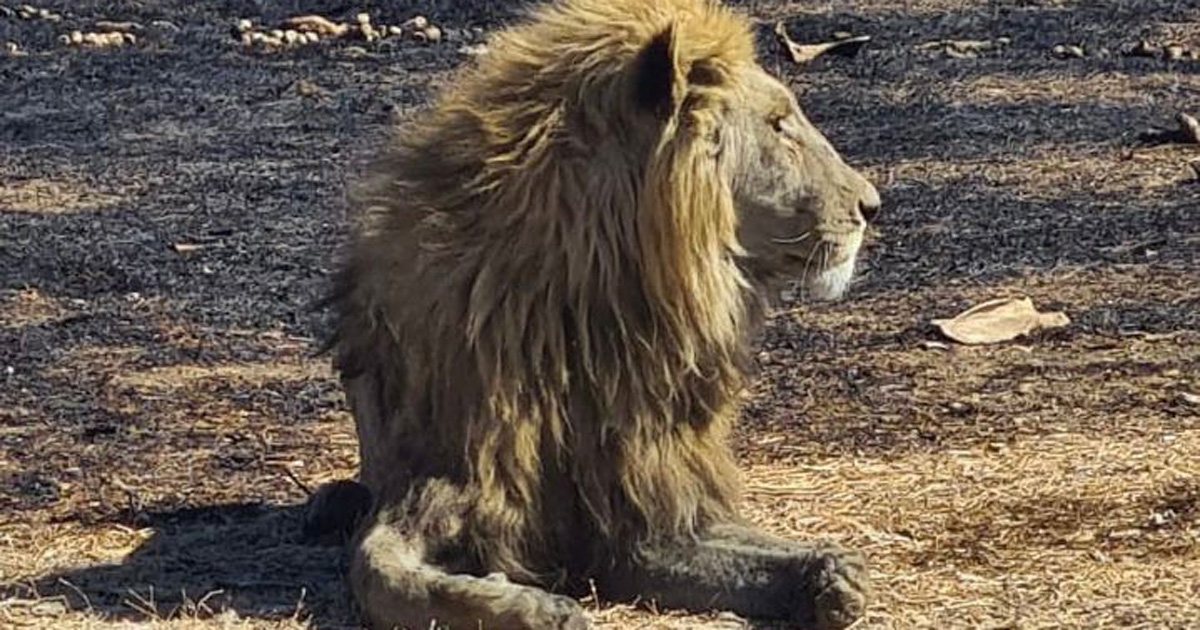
[0,178,128,215]
[2,0,1199,629]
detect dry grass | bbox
[2,0,1199,628]
[741,433,1200,629]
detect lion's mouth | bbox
[804,256,857,301]
[782,235,863,302]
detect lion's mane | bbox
[327,0,763,581]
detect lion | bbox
[314,0,882,628]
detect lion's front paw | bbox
[544,594,589,630]
[497,587,589,630]
[796,544,870,630]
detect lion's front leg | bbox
[599,523,869,630]
[349,480,589,630]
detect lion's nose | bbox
[858,181,882,224]
[859,198,881,223]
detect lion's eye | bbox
[769,114,787,134]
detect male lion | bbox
[317,0,881,628]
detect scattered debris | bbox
[290,78,327,99]
[283,14,348,38]
[1127,40,1158,57]
[15,4,60,21]
[1139,112,1200,146]
[239,23,320,50]
[459,43,489,57]
[415,25,443,43]
[1107,528,1144,540]
[236,13,443,51]
[1052,44,1086,59]
[399,16,442,43]
[932,297,1070,345]
[402,16,429,31]
[356,12,380,42]
[94,20,142,32]
[60,30,137,48]
[1125,40,1198,61]
[947,401,974,416]
[149,19,179,33]
[774,22,870,64]
[1148,509,1178,528]
[3,40,22,56]
[1180,392,1200,407]
[916,37,1010,58]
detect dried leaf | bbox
[932,297,1070,345]
[775,22,870,64]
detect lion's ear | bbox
[634,26,685,120]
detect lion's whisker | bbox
[798,241,822,301]
[771,231,811,245]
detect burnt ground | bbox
[1,0,1199,628]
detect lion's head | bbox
[626,9,881,305]
[718,64,881,300]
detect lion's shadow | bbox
[3,503,358,628]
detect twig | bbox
[56,579,92,614]
[283,466,314,497]
[774,22,870,64]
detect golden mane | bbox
[329,0,761,578]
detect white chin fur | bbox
[805,257,856,301]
